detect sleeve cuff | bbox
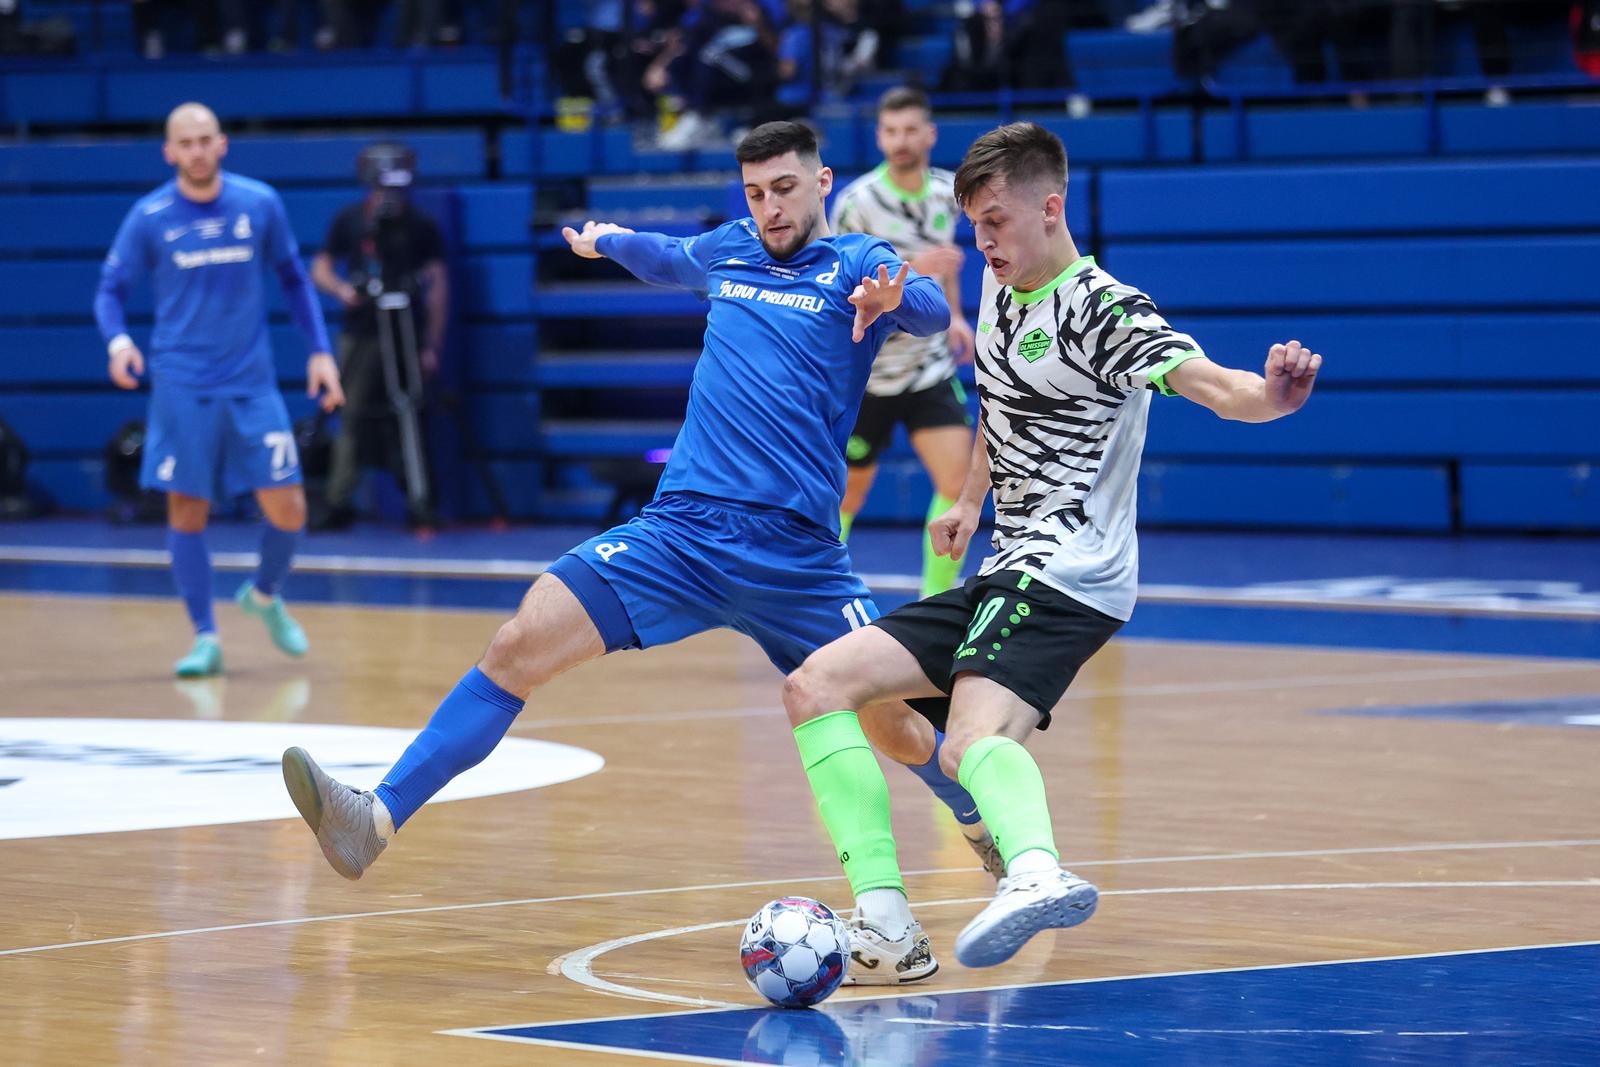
[1148,349,1204,397]
[107,334,134,357]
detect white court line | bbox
[515,660,1600,731]
[3,838,1597,959]
[4,544,1597,620]
[446,937,1600,1056]
[555,880,1600,1011]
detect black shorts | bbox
[873,569,1123,731]
[845,375,973,468]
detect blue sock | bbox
[255,523,300,598]
[907,729,984,825]
[375,666,524,829]
[167,529,215,636]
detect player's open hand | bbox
[307,352,345,412]
[928,499,980,561]
[562,220,636,259]
[848,263,911,343]
[1264,339,1322,415]
[108,342,144,390]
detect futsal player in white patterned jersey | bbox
[829,87,977,599]
[783,121,1323,971]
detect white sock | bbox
[1006,848,1058,879]
[371,794,395,840]
[855,888,913,938]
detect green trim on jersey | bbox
[871,162,932,203]
[1147,349,1205,397]
[1012,255,1097,305]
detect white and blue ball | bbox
[738,896,850,1008]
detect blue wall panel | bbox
[1173,312,1600,386]
[103,65,414,122]
[1145,390,1599,459]
[1204,106,1430,162]
[1,392,147,452]
[1101,159,1600,238]
[1138,461,1452,530]
[457,185,532,250]
[1105,235,1600,310]
[0,71,101,126]
[461,254,533,317]
[1440,101,1600,155]
[1461,463,1600,529]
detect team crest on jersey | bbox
[233,213,252,239]
[1017,327,1053,363]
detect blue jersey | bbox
[598,218,949,534]
[94,171,330,395]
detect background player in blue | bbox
[95,103,345,678]
[282,122,984,984]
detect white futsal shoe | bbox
[955,867,1099,968]
[281,746,388,880]
[842,917,939,985]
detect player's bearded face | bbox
[876,109,935,172]
[742,153,832,260]
[164,121,226,187]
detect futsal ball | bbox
[739,896,850,1008]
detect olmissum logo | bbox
[0,719,604,841]
[1017,327,1053,363]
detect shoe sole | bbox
[281,747,325,834]
[956,882,1099,968]
[174,662,221,678]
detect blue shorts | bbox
[547,492,880,673]
[140,384,301,502]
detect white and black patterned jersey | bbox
[972,256,1204,621]
[830,165,959,396]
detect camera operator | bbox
[310,142,449,531]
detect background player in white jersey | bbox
[830,87,977,599]
[95,103,344,677]
[782,121,1323,971]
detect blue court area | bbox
[463,943,1600,1066]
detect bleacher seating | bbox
[1,25,1596,531]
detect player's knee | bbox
[938,731,975,781]
[782,661,837,728]
[483,615,544,692]
[269,492,307,531]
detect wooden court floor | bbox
[1,591,1597,1064]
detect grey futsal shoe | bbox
[842,917,939,986]
[962,826,1007,882]
[954,867,1099,968]
[281,746,387,880]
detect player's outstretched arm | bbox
[561,219,637,259]
[929,431,990,561]
[1163,340,1323,423]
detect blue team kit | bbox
[95,171,329,500]
[548,218,950,670]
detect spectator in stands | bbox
[941,2,1089,115]
[310,143,449,531]
[653,0,783,149]
[133,0,249,57]
[1390,0,1572,103]
[1577,0,1600,76]
[774,0,849,113]
[553,1,688,123]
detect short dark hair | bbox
[735,121,820,166]
[953,122,1068,206]
[877,86,930,118]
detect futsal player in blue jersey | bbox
[284,122,985,983]
[95,103,345,677]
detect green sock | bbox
[957,736,1059,868]
[839,510,855,541]
[921,493,962,597]
[793,711,903,896]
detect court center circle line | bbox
[559,879,1600,1010]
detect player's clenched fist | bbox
[562,220,637,259]
[108,341,145,389]
[928,499,980,561]
[1263,339,1322,415]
